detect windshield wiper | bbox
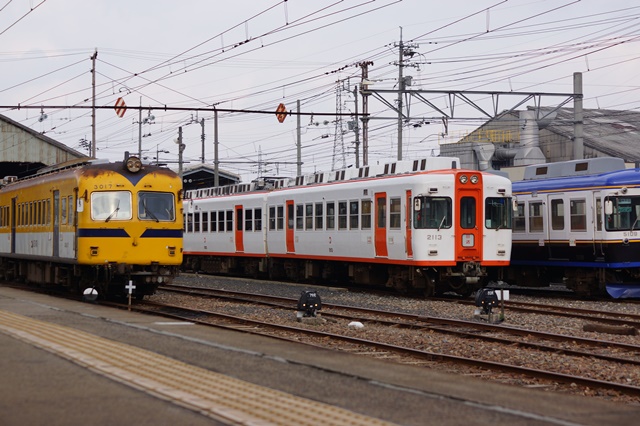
[143,201,159,222]
[438,216,447,231]
[105,201,120,222]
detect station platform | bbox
[1,286,639,426]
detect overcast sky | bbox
[2,0,639,181]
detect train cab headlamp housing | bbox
[125,156,142,173]
[459,175,468,184]
[475,288,499,314]
[296,290,322,320]
[470,175,479,184]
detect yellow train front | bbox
[0,155,183,299]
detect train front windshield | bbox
[605,196,640,231]
[485,197,512,229]
[138,192,176,221]
[413,197,452,229]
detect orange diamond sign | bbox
[276,103,287,123]
[114,97,127,118]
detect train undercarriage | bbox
[0,256,178,299]
[183,254,489,298]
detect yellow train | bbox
[0,154,183,299]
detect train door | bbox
[53,190,60,258]
[547,194,565,259]
[10,197,16,254]
[374,193,388,257]
[455,180,482,261]
[286,200,295,253]
[405,190,413,258]
[234,205,244,253]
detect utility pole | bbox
[177,127,184,180]
[397,28,404,161]
[297,99,302,176]
[91,49,97,158]
[352,84,360,168]
[214,110,219,187]
[200,118,205,164]
[138,97,142,158]
[357,61,373,166]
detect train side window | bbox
[218,210,225,232]
[61,197,67,225]
[226,210,233,232]
[460,197,476,229]
[361,200,372,229]
[349,201,359,230]
[596,199,602,231]
[315,202,323,230]
[210,211,217,232]
[269,206,276,230]
[245,209,253,231]
[551,199,564,230]
[528,201,544,232]
[68,196,74,226]
[389,198,401,229]
[296,204,303,230]
[326,202,335,229]
[570,199,586,231]
[254,208,262,231]
[46,199,51,225]
[338,201,347,230]
[276,206,284,230]
[202,212,209,232]
[305,203,313,230]
[186,213,193,233]
[513,202,525,232]
[194,212,201,232]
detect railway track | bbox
[144,284,640,399]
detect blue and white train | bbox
[507,157,640,298]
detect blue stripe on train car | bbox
[78,229,130,237]
[140,229,183,238]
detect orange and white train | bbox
[182,157,513,296]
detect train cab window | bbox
[485,198,512,229]
[296,204,304,230]
[91,191,132,221]
[513,202,525,232]
[276,206,284,230]
[349,201,359,230]
[315,202,323,230]
[226,210,233,231]
[269,206,276,230]
[460,197,476,229]
[305,204,313,230]
[361,200,372,229]
[413,196,451,229]
[138,192,175,221]
[326,202,335,230]
[193,212,201,232]
[338,201,347,230]
[389,198,401,229]
[255,208,262,231]
[245,209,253,231]
[551,199,564,230]
[570,199,586,231]
[605,196,640,231]
[528,202,544,232]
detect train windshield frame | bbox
[413,196,452,229]
[91,191,132,221]
[604,196,640,231]
[138,192,176,222]
[485,197,512,230]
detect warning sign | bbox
[276,103,287,123]
[114,97,127,118]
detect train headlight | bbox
[459,175,468,184]
[125,156,142,173]
[470,175,479,184]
